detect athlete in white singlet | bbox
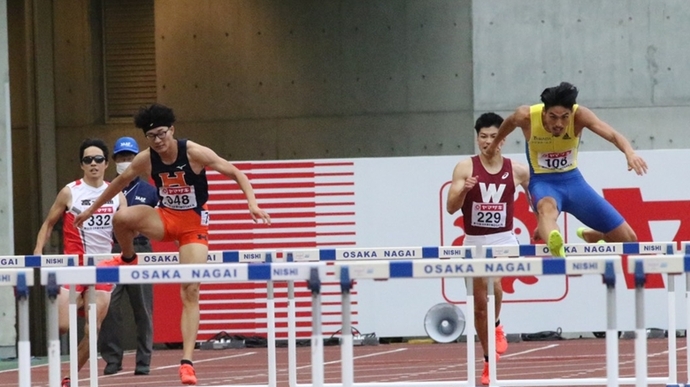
[33,139,127,387]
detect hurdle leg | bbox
[605,276,618,387]
[267,281,277,387]
[69,286,79,387]
[340,267,354,387]
[46,273,61,387]
[634,280,647,387]
[466,278,475,387]
[487,276,497,386]
[288,281,297,387]
[686,273,690,385]
[17,276,31,387]
[87,285,98,387]
[667,274,677,385]
[308,267,324,386]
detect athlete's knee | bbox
[180,283,200,304]
[536,197,558,217]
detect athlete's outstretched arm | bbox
[189,142,271,225]
[487,105,531,156]
[576,107,648,175]
[446,159,474,215]
[34,186,71,255]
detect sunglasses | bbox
[82,155,106,164]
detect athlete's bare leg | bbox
[77,291,111,369]
[536,197,560,240]
[473,277,503,356]
[603,221,637,242]
[113,206,165,258]
[179,243,208,361]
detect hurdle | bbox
[0,266,35,387]
[327,255,625,387]
[76,250,280,387]
[284,246,477,387]
[483,242,678,387]
[40,260,326,387]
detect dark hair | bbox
[79,138,109,162]
[540,82,579,110]
[134,103,176,133]
[474,112,504,133]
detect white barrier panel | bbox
[318,255,685,387]
[40,261,326,387]
[0,269,35,387]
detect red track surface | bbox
[1,338,686,386]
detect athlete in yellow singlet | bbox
[486,82,647,257]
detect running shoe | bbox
[495,324,508,355]
[547,230,566,258]
[179,363,197,385]
[100,253,138,266]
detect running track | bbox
[1,338,685,386]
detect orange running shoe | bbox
[481,354,500,386]
[100,253,138,267]
[495,324,508,354]
[179,363,197,385]
[481,361,490,385]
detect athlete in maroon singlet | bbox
[460,156,516,236]
[447,113,530,386]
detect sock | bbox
[181,359,193,366]
[122,254,137,263]
[483,354,489,363]
[495,319,501,328]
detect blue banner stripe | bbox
[622,243,638,254]
[97,267,119,283]
[685,255,690,273]
[542,258,566,275]
[422,247,438,258]
[248,264,271,280]
[519,245,536,256]
[223,251,239,262]
[25,256,41,267]
[320,249,336,261]
[390,261,413,278]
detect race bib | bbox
[200,210,210,226]
[159,186,197,210]
[471,202,506,228]
[84,206,114,230]
[538,150,574,170]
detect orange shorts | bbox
[157,206,209,246]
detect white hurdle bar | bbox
[40,261,327,387]
[0,268,35,387]
[285,246,477,387]
[483,241,678,387]
[19,250,279,387]
[328,256,624,387]
[84,250,281,387]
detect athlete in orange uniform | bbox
[74,104,270,385]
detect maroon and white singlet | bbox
[460,156,516,236]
